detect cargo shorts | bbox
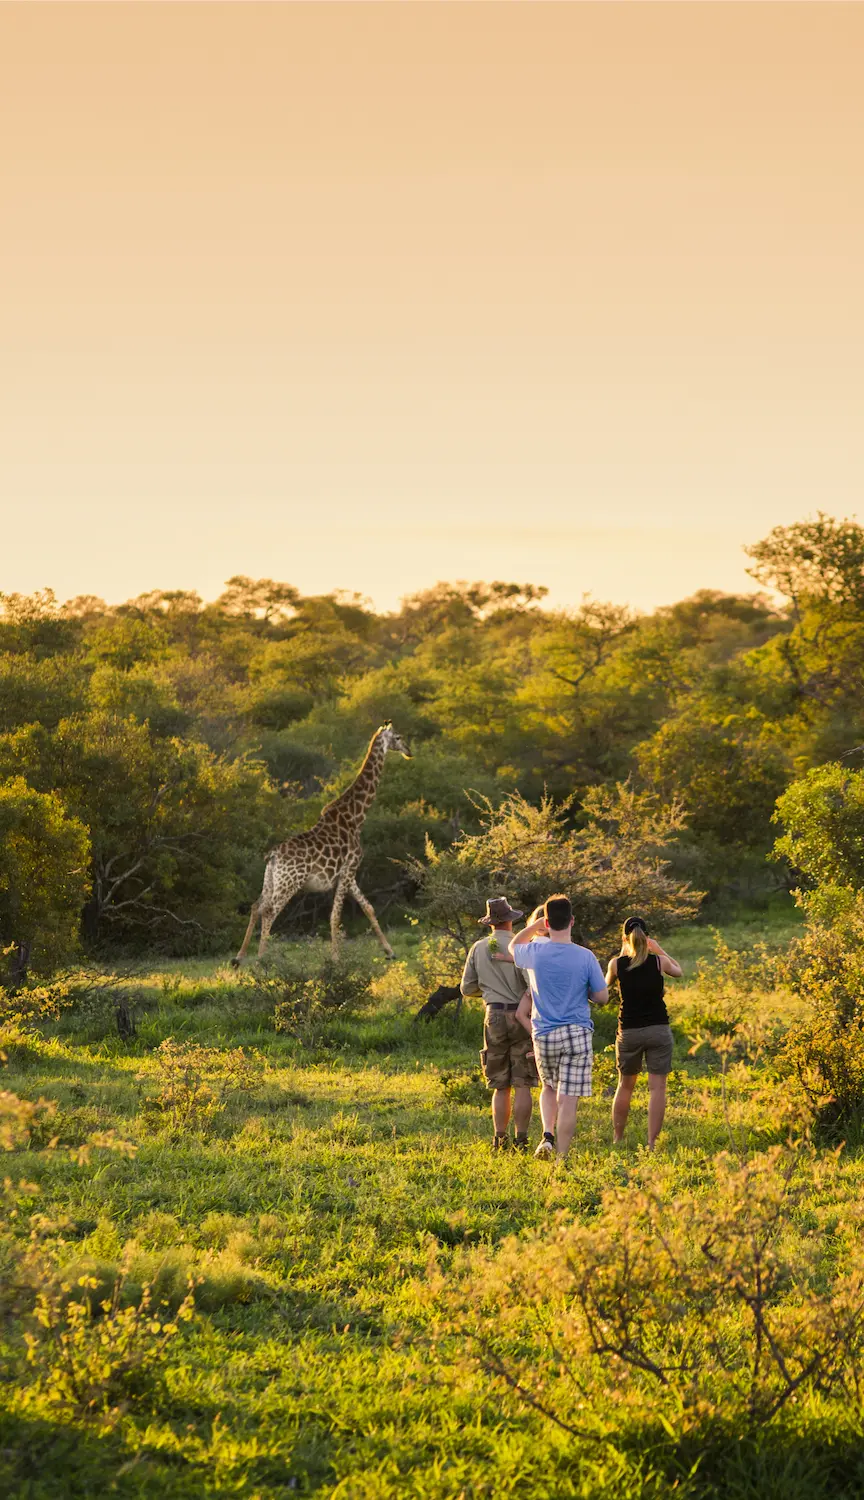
[616,1024,674,1076]
[480,1007,539,1090]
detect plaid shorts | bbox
[533,1024,593,1097]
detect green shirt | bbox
[460,936,528,1007]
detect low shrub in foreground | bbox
[431,1146,864,1441]
[242,945,380,1045]
[24,1272,196,1421]
[137,1036,263,1136]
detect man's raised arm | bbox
[508,917,546,959]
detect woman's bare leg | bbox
[647,1073,667,1149]
[612,1073,638,1143]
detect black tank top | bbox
[617,954,669,1028]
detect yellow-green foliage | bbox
[0,777,90,974]
[6,924,864,1499]
[432,1146,864,1433]
[25,1274,196,1419]
[137,1036,263,1136]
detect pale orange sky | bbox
[2,3,863,612]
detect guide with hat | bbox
[459,895,539,1151]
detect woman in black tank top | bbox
[603,916,683,1151]
[617,951,669,1029]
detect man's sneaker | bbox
[534,1137,555,1160]
[514,1133,530,1153]
[492,1133,510,1152]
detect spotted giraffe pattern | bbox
[232,723,412,963]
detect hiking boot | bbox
[534,1137,555,1160]
[513,1133,530,1153]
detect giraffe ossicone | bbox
[232,722,412,965]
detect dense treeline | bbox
[2,513,863,969]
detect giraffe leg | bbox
[257,904,279,957]
[258,874,306,958]
[348,877,395,959]
[232,899,261,966]
[330,877,349,958]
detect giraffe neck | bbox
[325,731,386,827]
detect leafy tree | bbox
[242,628,371,729]
[638,707,790,853]
[0,589,78,656]
[773,763,864,890]
[740,516,864,750]
[215,576,300,627]
[411,783,700,956]
[746,513,864,613]
[0,776,90,975]
[772,765,864,1135]
[0,716,286,952]
[396,581,547,643]
[0,653,87,733]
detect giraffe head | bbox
[378,721,412,760]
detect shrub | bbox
[416,934,465,990]
[773,762,864,889]
[24,1273,196,1420]
[138,1037,263,1136]
[0,1089,59,1150]
[432,1147,864,1439]
[0,977,76,1026]
[771,769,864,1136]
[770,890,864,1137]
[411,784,701,952]
[0,778,90,976]
[244,946,378,1046]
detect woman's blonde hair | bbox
[621,920,649,969]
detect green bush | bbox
[776,891,864,1136]
[774,763,864,889]
[434,1147,864,1437]
[244,945,379,1045]
[137,1037,263,1137]
[411,783,701,952]
[0,778,90,976]
[24,1274,196,1419]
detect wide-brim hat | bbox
[478,896,524,926]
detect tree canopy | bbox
[2,513,862,966]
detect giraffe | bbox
[232,722,412,964]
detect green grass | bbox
[3,911,861,1500]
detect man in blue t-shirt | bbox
[510,893,608,1160]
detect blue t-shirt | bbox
[513,940,606,1035]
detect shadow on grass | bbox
[634,1418,864,1500]
[0,1406,200,1500]
[0,1387,335,1498]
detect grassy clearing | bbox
[7,908,864,1500]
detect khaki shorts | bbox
[616,1024,674,1077]
[481,1009,539,1090]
